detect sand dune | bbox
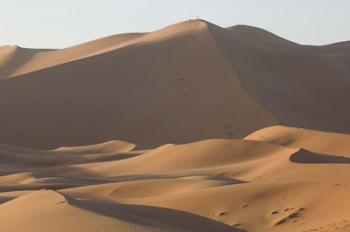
[1,20,350,149]
[1,19,350,231]
[245,125,350,156]
[0,19,279,149]
[1,126,350,231]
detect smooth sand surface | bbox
[1,19,350,231]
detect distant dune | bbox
[1,19,350,231]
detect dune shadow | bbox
[0,196,15,204]
[290,149,350,164]
[63,192,245,232]
[0,164,110,192]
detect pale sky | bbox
[0,0,349,48]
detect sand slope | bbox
[210,21,350,134]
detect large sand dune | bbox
[1,19,350,231]
[1,20,350,149]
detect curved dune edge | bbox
[54,140,136,154]
[245,125,350,156]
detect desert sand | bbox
[1,19,350,231]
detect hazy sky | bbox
[1,0,349,48]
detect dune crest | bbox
[54,140,136,154]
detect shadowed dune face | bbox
[289,149,350,164]
[209,22,350,134]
